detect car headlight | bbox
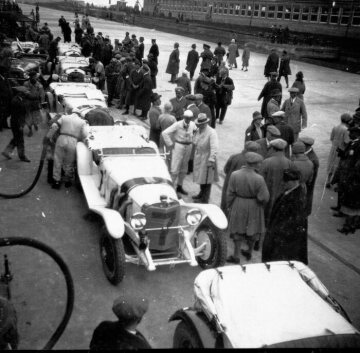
[130,212,147,231]
[84,75,91,83]
[61,74,68,82]
[186,209,202,226]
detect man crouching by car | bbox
[47,108,89,189]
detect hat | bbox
[340,113,352,123]
[266,125,281,137]
[174,42,179,48]
[244,141,261,153]
[164,102,173,111]
[194,94,203,100]
[98,32,102,35]
[115,53,121,59]
[292,141,306,154]
[191,44,196,49]
[182,70,188,75]
[252,111,262,120]
[175,86,185,93]
[288,87,299,93]
[271,110,286,118]
[270,71,278,76]
[151,92,162,103]
[195,113,210,125]
[112,294,149,322]
[283,168,301,182]
[185,94,196,101]
[270,138,287,150]
[203,43,210,49]
[183,110,194,118]
[151,38,156,41]
[271,89,282,97]
[299,136,314,146]
[245,152,263,164]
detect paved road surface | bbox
[0,4,359,349]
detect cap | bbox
[266,125,281,137]
[244,141,261,153]
[340,113,352,123]
[195,113,210,125]
[142,58,149,63]
[252,111,262,120]
[292,141,306,154]
[299,136,314,146]
[174,42,179,47]
[151,92,162,102]
[288,87,299,93]
[271,110,286,117]
[194,94,203,100]
[231,39,235,43]
[203,43,210,49]
[183,110,194,118]
[245,152,263,164]
[270,138,287,150]
[185,94,196,101]
[112,294,149,322]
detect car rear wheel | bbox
[193,220,227,269]
[100,228,125,285]
[173,321,203,348]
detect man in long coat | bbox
[124,59,143,115]
[281,87,308,141]
[200,44,213,72]
[258,72,282,119]
[264,48,279,79]
[278,50,291,88]
[227,39,238,69]
[105,58,121,107]
[266,89,281,119]
[262,168,308,264]
[149,38,159,64]
[148,93,162,146]
[135,65,153,119]
[227,152,269,263]
[221,141,261,214]
[166,42,180,83]
[147,53,158,89]
[255,124,281,159]
[162,110,197,195]
[170,87,187,121]
[186,44,199,80]
[192,114,219,203]
[214,42,226,65]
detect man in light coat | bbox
[227,39,238,69]
[162,110,197,195]
[192,113,219,203]
[281,87,307,141]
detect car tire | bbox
[100,228,126,285]
[193,219,227,269]
[173,321,203,348]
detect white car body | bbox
[58,42,82,57]
[11,40,39,54]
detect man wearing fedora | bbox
[170,87,187,121]
[266,88,282,119]
[245,111,265,142]
[281,87,308,141]
[162,110,197,195]
[255,124,281,159]
[90,294,151,350]
[166,42,180,83]
[186,44,199,81]
[200,43,213,72]
[258,71,282,120]
[193,113,219,203]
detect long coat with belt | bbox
[281,97,308,135]
[227,43,238,66]
[227,166,269,236]
[193,125,219,185]
[166,48,180,75]
[262,184,308,264]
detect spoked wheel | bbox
[100,228,126,285]
[193,220,227,269]
[173,321,203,348]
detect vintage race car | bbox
[76,125,228,285]
[46,82,108,116]
[11,40,39,54]
[55,56,91,83]
[58,42,82,57]
[170,261,360,348]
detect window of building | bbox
[223,3,228,14]
[247,4,252,17]
[268,5,275,18]
[214,3,217,14]
[292,6,300,20]
[352,6,360,26]
[277,5,284,19]
[235,4,240,16]
[254,4,260,17]
[320,7,330,23]
[241,3,246,16]
[218,2,222,14]
[260,5,267,18]
[229,3,234,15]
[310,6,319,22]
[340,8,351,25]
[284,5,291,20]
[301,7,309,21]
[330,7,340,24]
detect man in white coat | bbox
[162,110,197,195]
[193,113,219,203]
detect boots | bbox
[176,185,188,195]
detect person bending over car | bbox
[48,108,89,189]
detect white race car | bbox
[170,261,360,348]
[76,125,228,285]
[57,42,82,57]
[11,40,39,54]
[56,56,91,83]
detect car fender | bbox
[91,206,125,239]
[186,203,228,230]
[76,142,93,176]
[169,309,217,348]
[46,91,54,112]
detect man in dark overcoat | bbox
[0,53,13,131]
[147,53,158,89]
[135,65,153,120]
[258,72,282,119]
[278,50,291,88]
[264,48,279,79]
[105,58,121,106]
[123,59,143,115]
[262,168,308,264]
[200,43,213,71]
[186,44,199,80]
[166,42,180,83]
[149,38,159,64]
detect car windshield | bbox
[102,147,157,155]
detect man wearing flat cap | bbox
[258,71,282,119]
[227,152,269,263]
[90,294,151,350]
[162,109,197,195]
[185,94,200,121]
[175,71,191,95]
[195,93,212,123]
[281,87,308,141]
[255,124,281,159]
[166,42,180,83]
[200,43,214,72]
[245,111,265,142]
[186,44,199,80]
[266,88,282,120]
[170,87,187,121]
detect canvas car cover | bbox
[193,262,359,348]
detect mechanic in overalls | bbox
[162,109,197,196]
[49,108,89,189]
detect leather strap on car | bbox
[120,177,173,195]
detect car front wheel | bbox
[173,321,203,348]
[193,220,227,269]
[100,228,126,285]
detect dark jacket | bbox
[305,148,319,215]
[166,48,180,75]
[89,321,152,350]
[258,80,282,118]
[136,42,144,62]
[136,73,153,111]
[149,43,159,63]
[186,49,199,72]
[215,76,235,107]
[200,48,214,70]
[279,54,291,76]
[245,123,265,142]
[264,51,280,77]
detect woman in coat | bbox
[291,71,306,101]
[166,42,180,83]
[192,114,219,204]
[227,39,238,69]
[262,168,308,264]
[241,44,250,71]
[278,50,291,88]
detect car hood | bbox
[11,59,39,72]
